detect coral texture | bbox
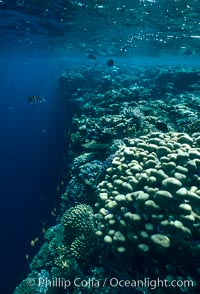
[95,132,200,282]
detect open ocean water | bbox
[0,1,200,294]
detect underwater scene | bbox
[0,1,200,293]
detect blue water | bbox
[0,56,74,293]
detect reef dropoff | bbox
[14,64,200,294]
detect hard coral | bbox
[95,132,200,282]
[61,204,97,259]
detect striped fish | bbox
[27,95,46,104]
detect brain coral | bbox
[95,132,200,278]
[61,204,97,260]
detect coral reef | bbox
[14,65,200,294]
[95,132,200,285]
[61,204,97,260]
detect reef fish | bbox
[106,59,114,67]
[30,237,39,247]
[27,95,46,104]
[86,53,97,60]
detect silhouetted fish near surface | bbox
[106,59,114,67]
[27,95,46,104]
[86,53,97,60]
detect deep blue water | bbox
[0,56,75,293]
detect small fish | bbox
[56,181,65,192]
[33,237,39,244]
[42,226,46,234]
[56,184,60,192]
[27,95,46,104]
[25,254,29,261]
[51,207,57,217]
[30,240,35,247]
[30,237,39,247]
[106,59,114,67]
